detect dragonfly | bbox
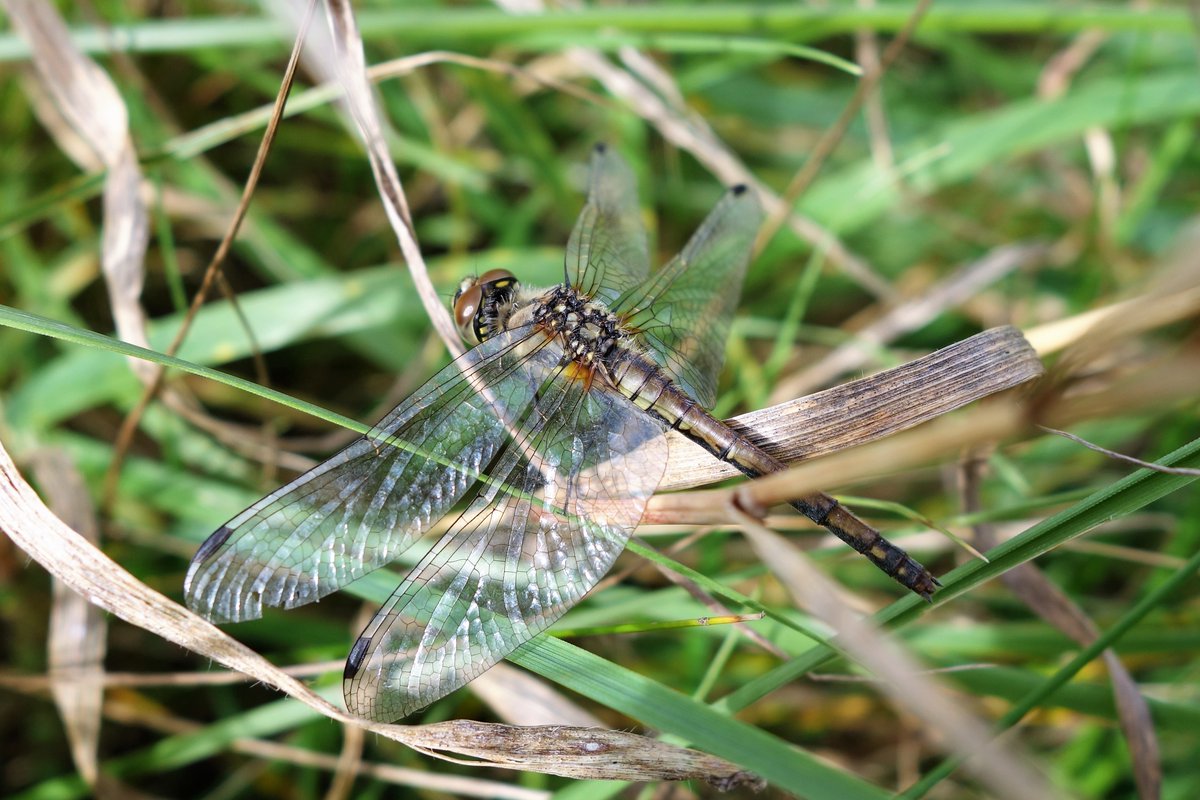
[185,144,939,722]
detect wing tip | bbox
[731,183,748,196]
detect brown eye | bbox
[453,283,482,332]
[476,268,516,286]
[452,269,518,346]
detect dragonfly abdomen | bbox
[608,355,941,600]
[605,351,786,472]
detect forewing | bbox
[614,185,764,408]
[566,143,650,307]
[184,326,550,625]
[343,346,668,721]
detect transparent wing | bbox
[612,185,764,408]
[343,345,668,721]
[566,143,651,307]
[184,326,551,625]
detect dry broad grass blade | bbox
[28,449,107,790]
[413,720,764,790]
[5,0,152,377]
[660,325,1044,491]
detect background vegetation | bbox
[1,1,1198,798]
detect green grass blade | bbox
[719,437,1200,711]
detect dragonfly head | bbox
[452,268,519,346]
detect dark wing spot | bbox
[344,636,371,680]
[731,184,748,196]
[192,525,233,567]
[594,142,608,154]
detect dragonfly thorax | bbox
[529,284,626,370]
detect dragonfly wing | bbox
[614,185,764,408]
[566,143,650,307]
[343,344,668,721]
[184,326,550,625]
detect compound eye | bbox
[476,268,516,289]
[452,283,483,343]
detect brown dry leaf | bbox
[5,0,152,378]
[414,721,764,790]
[100,694,551,800]
[1110,660,1163,800]
[660,325,1044,491]
[729,508,1059,800]
[1004,569,1162,800]
[28,449,107,789]
[653,339,1200,529]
